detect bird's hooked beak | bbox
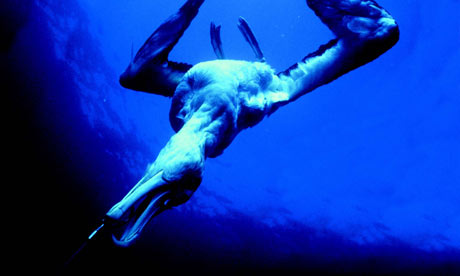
[104,171,173,247]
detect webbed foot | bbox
[237,17,265,62]
[210,22,225,59]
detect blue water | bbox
[3,0,460,274]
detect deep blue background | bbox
[3,0,460,274]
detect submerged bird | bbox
[86,0,399,247]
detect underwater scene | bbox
[2,0,460,274]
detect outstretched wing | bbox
[276,0,399,104]
[119,0,205,97]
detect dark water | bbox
[3,0,460,274]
